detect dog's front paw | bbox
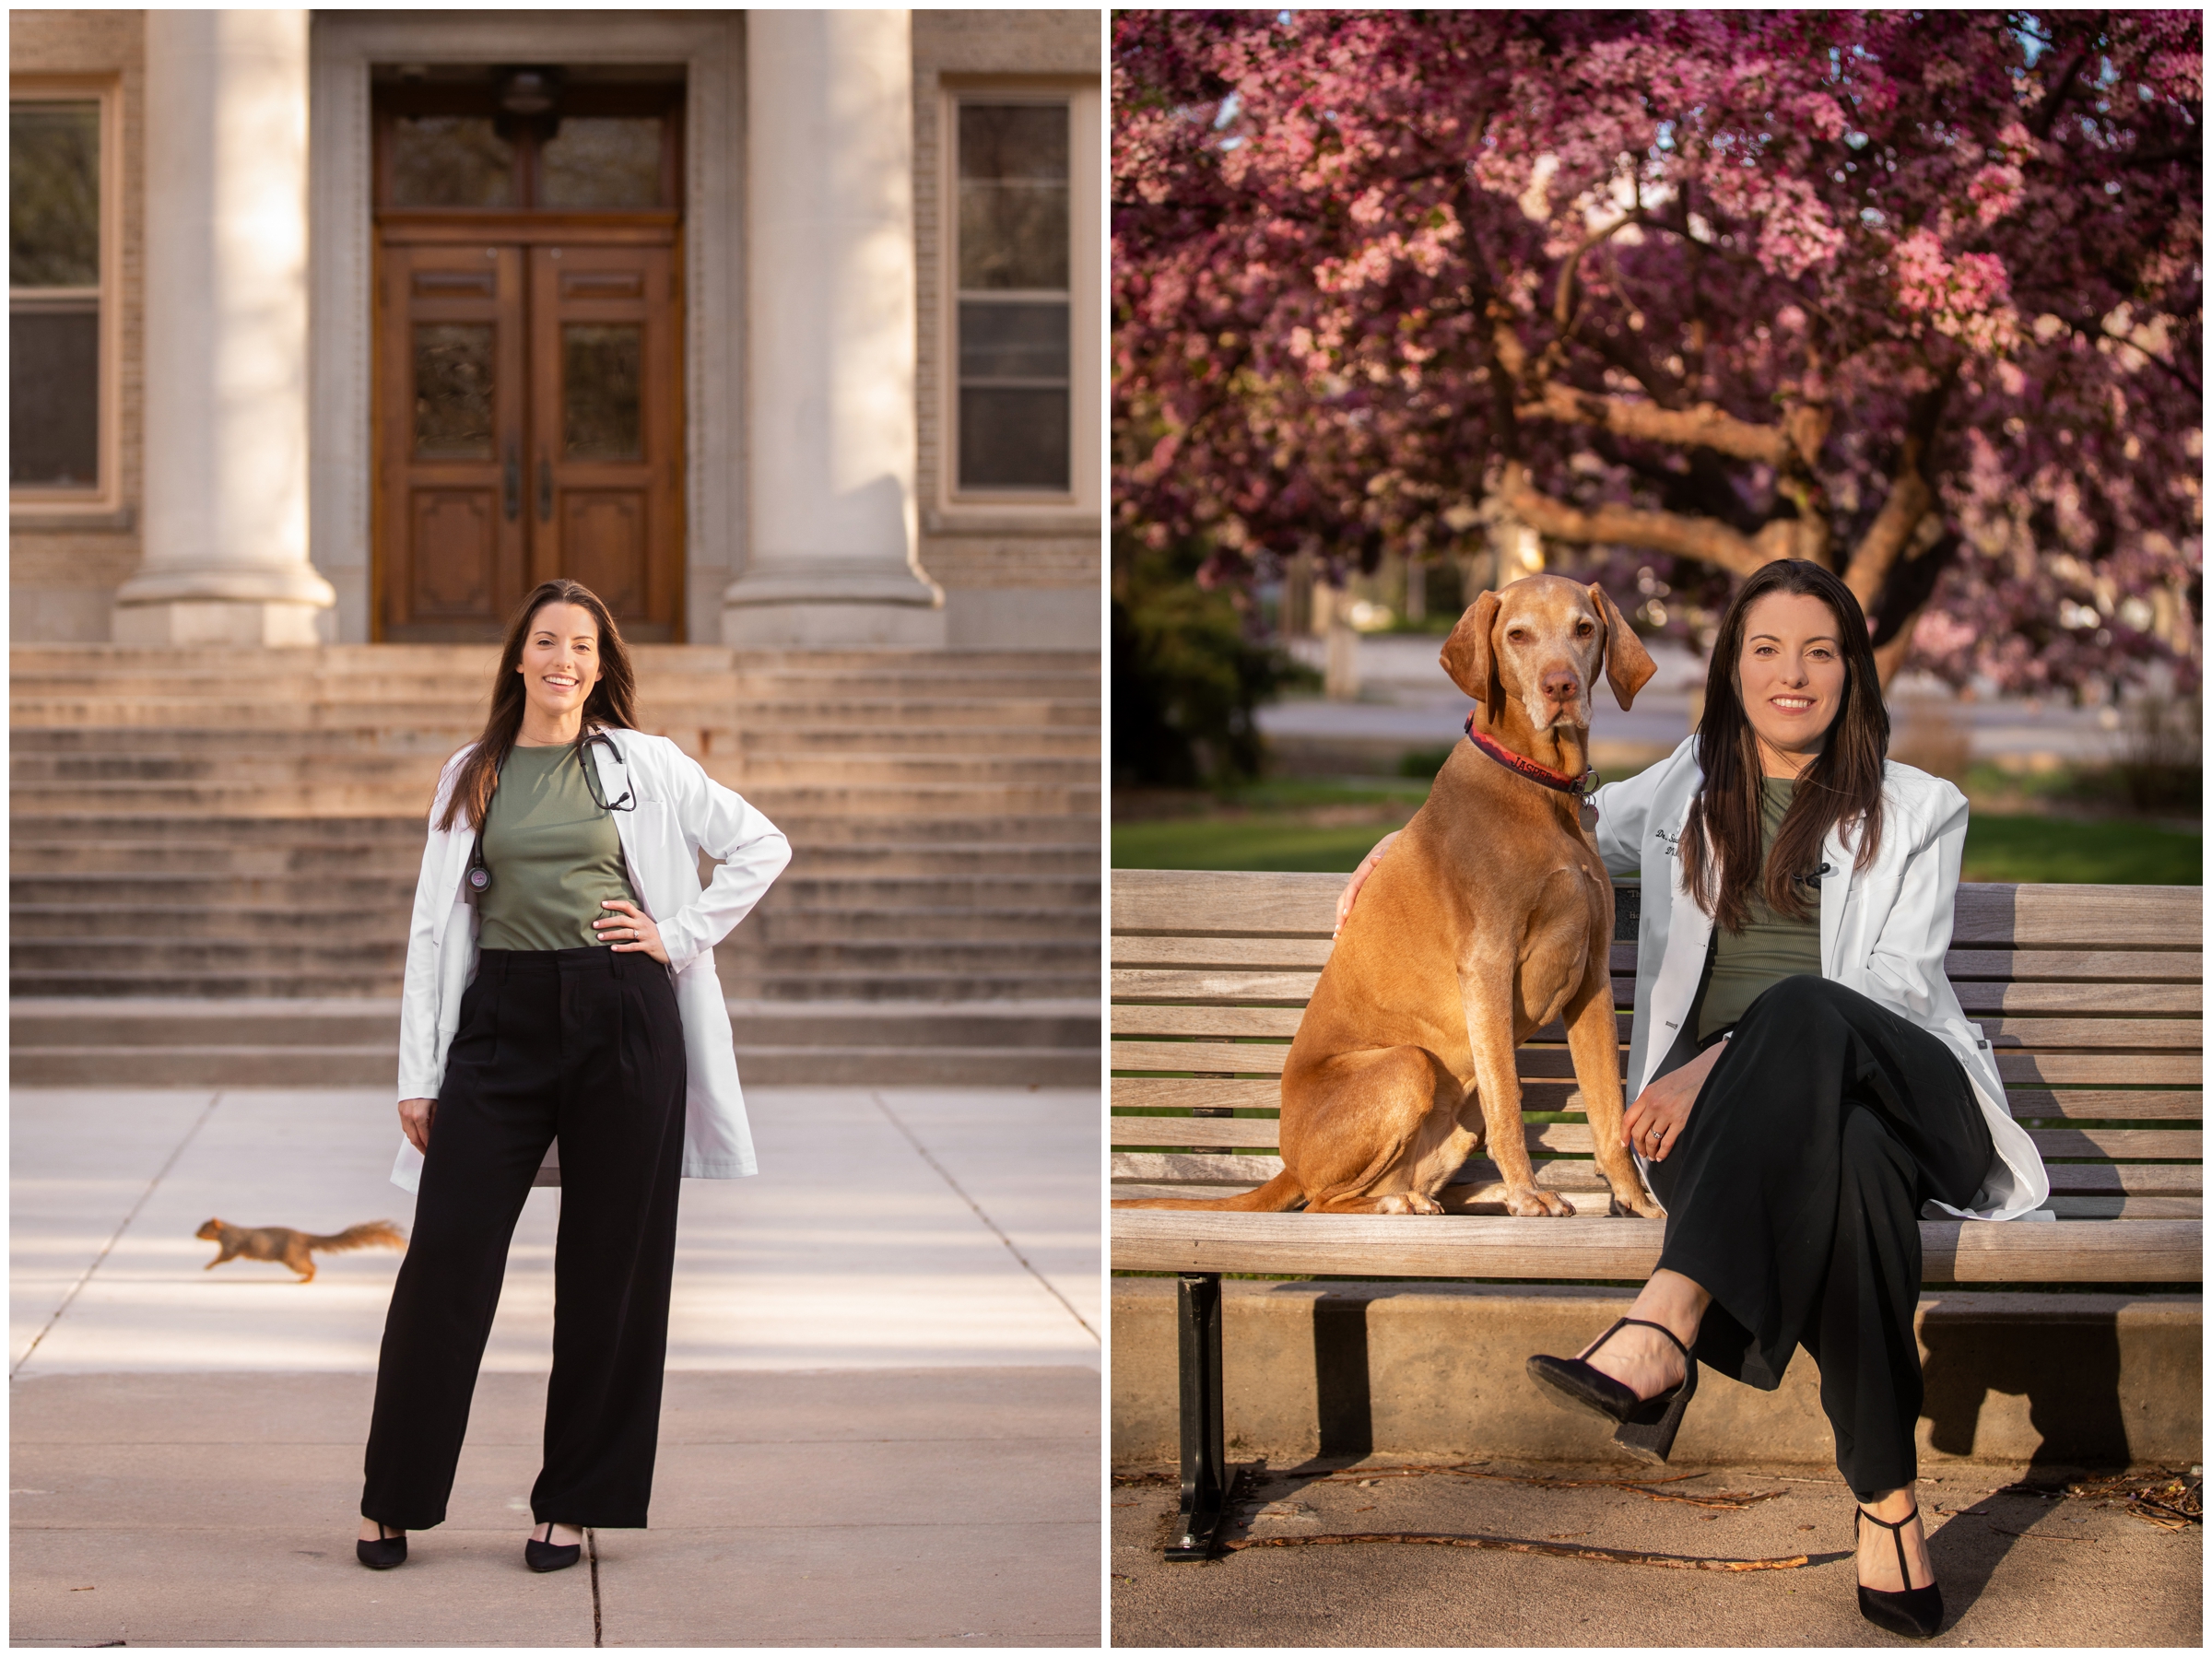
[1504,1187,1572,1217]
[1374,1192,1446,1216]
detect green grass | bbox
[1113,801,2202,883]
[1956,813,2201,885]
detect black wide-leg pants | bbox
[362,946,688,1530]
[1644,975,1994,1501]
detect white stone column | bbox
[115,8,333,646]
[723,9,944,648]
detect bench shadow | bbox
[1217,1294,1375,1534]
[1919,1306,2133,1625]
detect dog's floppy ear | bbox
[1588,582,1657,711]
[1441,589,1504,722]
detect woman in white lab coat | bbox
[354,579,790,1574]
[1344,560,2045,1639]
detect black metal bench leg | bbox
[1165,1271,1230,1561]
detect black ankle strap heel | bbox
[1855,1503,1943,1639]
[1524,1316,1699,1464]
[356,1520,406,1570]
[526,1522,584,1573]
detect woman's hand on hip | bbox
[398,1098,436,1155]
[595,898,668,963]
[1335,831,1402,936]
[1621,1038,1725,1162]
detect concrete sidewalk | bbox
[12,1085,1102,1647]
[1112,1455,2202,1647]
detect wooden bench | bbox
[1111,868,2203,1558]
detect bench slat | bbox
[1996,1053,2202,1085]
[2047,1195,2205,1219]
[1943,949,2202,983]
[1112,1005,2202,1051]
[1112,1161,2203,1198]
[1112,946,2205,991]
[1111,1005,1635,1042]
[1109,1114,2201,1162]
[1110,1209,2203,1282]
[1112,1083,2199,1122]
[1113,969,2203,1017]
[1109,1176,2200,1221]
[1112,1148,2211,1201]
[1114,1041,2202,1087]
[1114,872,2204,951]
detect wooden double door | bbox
[375,229,683,641]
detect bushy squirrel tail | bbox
[308,1221,406,1253]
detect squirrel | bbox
[195,1218,406,1284]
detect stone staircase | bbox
[11,644,1100,1087]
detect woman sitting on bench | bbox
[1340,559,2048,1639]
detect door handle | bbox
[537,453,552,522]
[503,443,520,522]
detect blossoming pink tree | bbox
[1114,10,2201,690]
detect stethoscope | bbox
[465,729,635,896]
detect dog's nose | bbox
[1541,666,1583,705]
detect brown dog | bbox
[1121,574,1663,1218]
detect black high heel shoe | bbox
[356,1521,406,1570]
[1855,1503,1943,1639]
[525,1522,582,1573]
[1524,1316,1699,1464]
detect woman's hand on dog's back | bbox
[1335,832,1401,935]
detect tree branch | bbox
[1841,373,1953,611]
[1499,462,1794,578]
[2027,28,2100,143]
[1513,382,1796,467]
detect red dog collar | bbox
[1463,711,1600,797]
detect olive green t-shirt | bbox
[477,742,639,953]
[1694,777,1824,1041]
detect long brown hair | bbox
[435,580,641,831]
[1677,559,1888,932]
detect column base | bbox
[721,600,947,650]
[112,598,326,647]
[720,562,947,650]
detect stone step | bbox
[9,814,1097,856]
[712,970,1100,1002]
[11,643,1098,675]
[14,948,1100,1002]
[747,907,1100,946]
[9,780,1102,817]
[9,996,1099,1052]
[10,698,1100,739]
[10,747,1100,787]
[11,934,1100,974]
[13,872,1100,911]
[712,940,1100,977]
[10,1042,1100,1087]
[10,668,1101,705]
[12,723,1099,759]
[9,837,1098,877]
[14,903,1098,950]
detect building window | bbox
[954,100,1072,494]
[10,82,118,510]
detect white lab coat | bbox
[1591,737,2050,1222]
[390,729,793,1193]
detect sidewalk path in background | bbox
[12,1086,1101,1647]
[1275,634,2155,768]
